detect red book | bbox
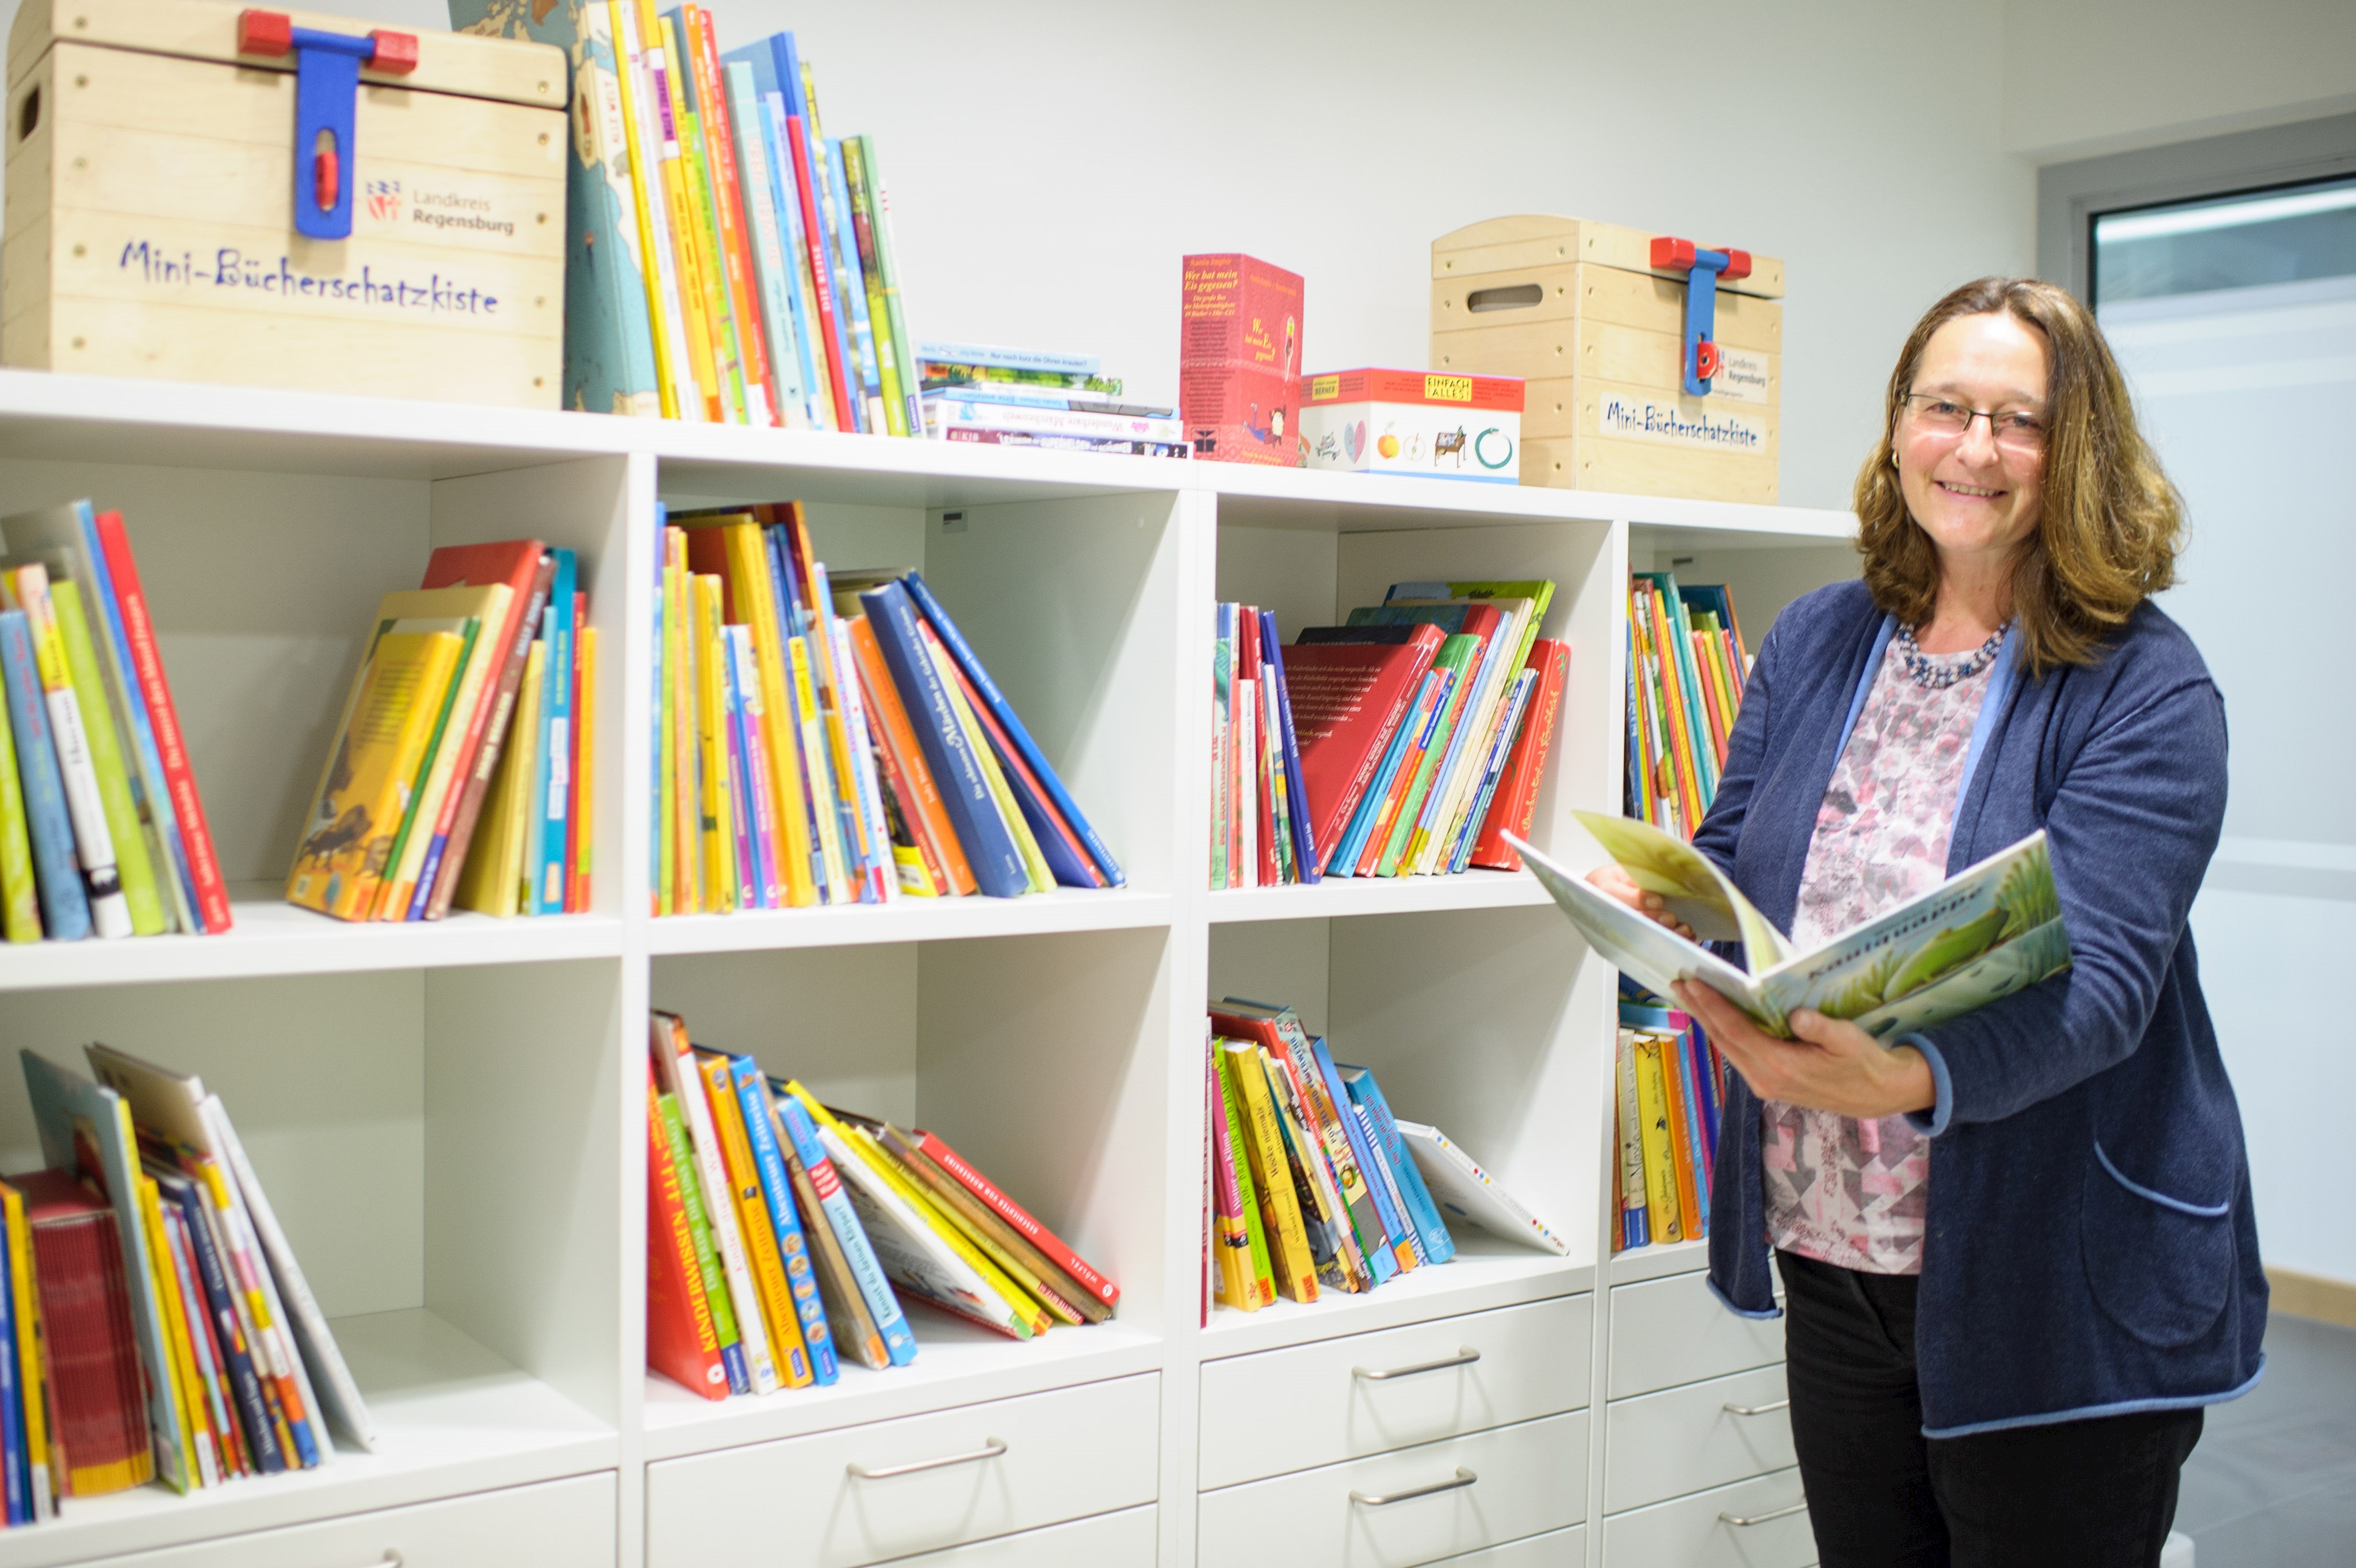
[785,113,858,432]
[1280,626,1444,872]
[565,590,587,912]
[644,1068,727,1401]
[1179,253,1304,465]
[91,511,231,934]
[684,6,781,426]
[913,1130,1117,1309]
[1471,639,1571,871]
[417,541,553,920]
[15,1169,153,1495]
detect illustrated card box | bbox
[1296,368,1524,484]
[1179,252,1303,465]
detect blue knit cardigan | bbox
[1695,578,2266,1437]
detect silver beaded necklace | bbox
[1894,622,2009,690]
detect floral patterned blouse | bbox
[1760,633,1995,1275]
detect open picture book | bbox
[1507,813,2072,1039]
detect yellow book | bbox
[368,586,511,921]
[455,638,545,917]
[1222,1041,1318,1303]
[666,541,702,912]
[602,0,684,419]
[696,1051,814,1387]
[288,628,464,920]
[923,630,1051,893]
[49,580,166,935]
[675,102,749,424]
[659,15,737,423]
[1634,1035,1685,1244]
[786,635,852,904]
[635,0,720,420]
[574,625,596,907]
[693,575,736,911]
[134,1175,208,1490]
[2,564,132,938]
[655,538,678,913]
[846,1124,1053,1337]
[0,1181,52,1515]
[878,1125,1086,1326]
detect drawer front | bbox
[95,1473,617,1567]
[1200,1294,1593,1489]
[647,1373,1158,1568]
[1601,1466,1812,1568]
[1198,1411,1588,1568]
[886,1505,1156,1566]
[1605,1363,1794,1514]
[1412,1523,1585,1566]
[1608,1271,1783,1399]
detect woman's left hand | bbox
[1672,980,1937,1120]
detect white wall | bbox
[2003,0,2356,159]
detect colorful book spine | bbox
[654,1088,748,1393]
[646,1078,728,1399]
[3,569,128,935]
[729,1060,837,1384]
[722,59,810,428]
[0,662,39,941]
[1212,1045,1277,1307]
[854,136,923,437]
[774,1092,917,1365]
[696,1052,813,1387]
[1632,1034,1683,1244]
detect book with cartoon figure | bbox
[1512,812,2071,1039]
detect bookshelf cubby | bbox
[0,368,1854,1568]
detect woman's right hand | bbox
[1585,863,1697,939]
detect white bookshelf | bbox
[0,368,1853,1568]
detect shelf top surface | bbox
[0,370,1857,538]
[1200,1238,1591,1360]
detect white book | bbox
[651,1016,780,1394]
[815,1122,1022,1334]
[1394,1120,1569,1256]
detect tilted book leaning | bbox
[1510,812,2072,1040]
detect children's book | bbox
[772,1089,916,1366]
[1394,1120,1569,1256]
[646,1074,728,1399]
[1515,813,2073,1039]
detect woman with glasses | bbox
[1591,276,2261,1567]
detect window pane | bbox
[2094,177,2356,304]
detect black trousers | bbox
[1777,1249,2204,1568]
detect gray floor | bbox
[2175,1312,2356,1566]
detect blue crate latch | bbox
[1649,236,1755,397]
[235,9,420,240]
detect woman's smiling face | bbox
[1896,311,2052,571]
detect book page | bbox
[1572,810,1791,967]
[1754,832,2071,1038]
[1512,833,1762,1015]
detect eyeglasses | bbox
[1900,393,2048,453]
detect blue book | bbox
[1670,1032,1711,1234]
[901,570,1123,888]
[160,1171,285,1474]
[1337,1064,1456,1264]
[924,385,1172,416]
[719,60,809,426]
[757,90,829,427]
[720,630,758,909]
[1310,1038,1413,1272]
[1330,668,1448,876]
[760,529,833,901]
[0,612,89,940]
[1448,668,1537,873]
[1257,610,1318,884]
[773,1092,917,1366]
[0,1213,23,1522]
[531,549,577,915]
[858,582,1027,897]
[763,32,865,433]
[730,1060,838,1385]
[825,137,883,416]
[917,341,1100,376]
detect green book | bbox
[1376,633,1478,877]
[656,1089,744,1363]
[51,579,164,934]
[1215,1043,1276,1307]
[0,669,37,940]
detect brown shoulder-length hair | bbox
[1854,276,2182,674]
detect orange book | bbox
[847,615,976,896]
[1652,1030,1703,1242]
[683,6,781,424]
[645,1064,727,1399]
[1643,586,1707,833]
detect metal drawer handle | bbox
[847,1437,1008,1480]
[1719,1500,1809,1527]
[1722,1398,1791,1416]
[1352,1347,1481,1381]
[1350,1467,1478,1506]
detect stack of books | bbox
[918,343,1187,458]
[1206,997,1567,1317]
[0,504,228,942]
[1613,981,1726,1253]
[1626,574,1751,840]
[647,1012,1119,1399]
[470,0,921,432]
[652,503,1120,911]
[0,1045,371,1518]
[1221,580,1567,886]
[287,543,595,923]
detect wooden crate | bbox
[3,0,565,407]
[1431,216,1785,502]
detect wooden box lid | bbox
[9,0,565,112]
[1433,215,1784,300]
